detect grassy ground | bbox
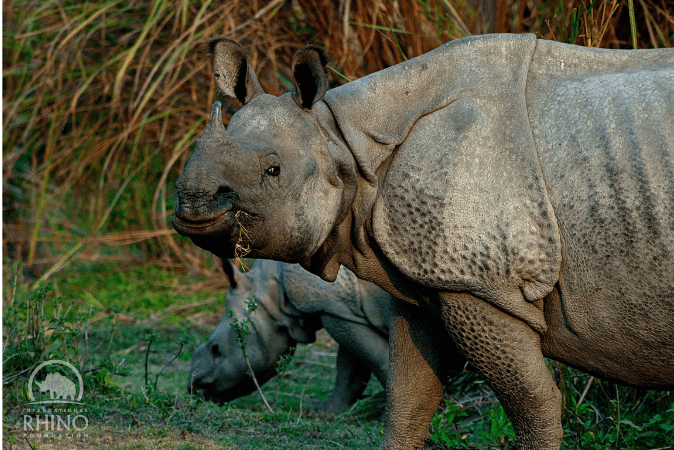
[3,328,388,450]
[2,262,388,449]
[3,263,673,449]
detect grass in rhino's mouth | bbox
[234,210,252,270]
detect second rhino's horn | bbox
[197,101,231,143]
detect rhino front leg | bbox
[315,345,373,415]
[316,314,390,415]
[381,297,452,450]
[440,293,563,450]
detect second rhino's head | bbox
[188,260,317,403]
[172,39,355,269]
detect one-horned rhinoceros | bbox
[172,33,674,449]
[189,259,398,414]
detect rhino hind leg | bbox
[440,293,563,450]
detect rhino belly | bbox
[529,59,674,385]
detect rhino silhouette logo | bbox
[27,360,84,404]
[36,373,77,400]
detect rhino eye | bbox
[266,165,280,177]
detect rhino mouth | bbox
[188,367,278,405]
[171,209,236,236]
[190,385,252,405]
[172,210,229,227]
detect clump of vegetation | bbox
[225,295,275,413]
[429,372,674,449]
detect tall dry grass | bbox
[3,0,673,281]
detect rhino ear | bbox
[207,38,264,105]
[291,44,329,109]
[222,259,243,289]
[276,291,319,344]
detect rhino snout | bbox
[171,184,242,243]
[187,344,216,391]
[174,176,237,218]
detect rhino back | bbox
[527,42,674,369]
[281,263,384,331]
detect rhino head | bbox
[172,39,357,274]
[188,259,318,403]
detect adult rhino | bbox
[189,259,396,414]
[172,33,674,450]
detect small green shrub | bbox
[429,399,470,448]
[429,399,517,449]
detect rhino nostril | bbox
[211,343,222,357]
[214,185,234,201]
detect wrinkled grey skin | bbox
[189,259,392,414]
[172,34,674,449]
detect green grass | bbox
[55,264,223,321]
[2,263,387,449]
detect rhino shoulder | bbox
[367,36,562,332]
[280,263,375,328]
[356,278,392,334]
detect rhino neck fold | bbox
[300,102,367,282]
[320,34,562,332]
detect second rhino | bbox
[191,259,397,414]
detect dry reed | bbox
[3,0,673,281]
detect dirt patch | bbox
[3,425,229,450]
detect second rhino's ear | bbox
[207,38,264,105]
[291,44,329,109]
[222,258,245,290]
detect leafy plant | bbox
[226,295,274,413]
[478,405,517,449]
[562,378,674,450]
[274,347,296,406]
[429,399,470,448]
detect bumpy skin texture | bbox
[188,259,392,414]
[172,35,674,449]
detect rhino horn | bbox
[197,101,230,143]
[172,101,248,223]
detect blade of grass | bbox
[112,0,168,106]
[385,17,407,62]
[327,65,352,82]
[628,0,638,48]
[559,0,568,43]
[593,0,619,47]
[438,0,471,37]
[27,111,66,265]
[639,0,667,47]
[349,21,436,39]
[54,0,123,55]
